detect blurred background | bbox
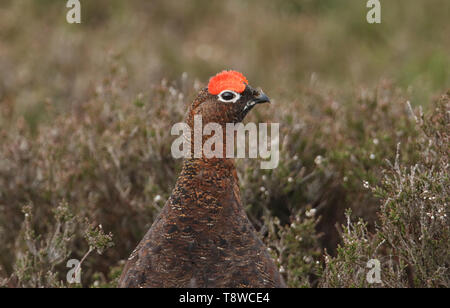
[1,0,449,128]
[0,0,448,288]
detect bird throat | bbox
[170,156,241,215]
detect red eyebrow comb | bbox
[208,70,249,95]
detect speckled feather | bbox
[118,73,285,288]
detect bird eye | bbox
[221,91,235,100]
[218,90,240,103]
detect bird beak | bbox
[242,87,271,115]
[253,90,271,104]
[244,89,271,112]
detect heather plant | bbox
[239,80,421,254]
[321,94,449,287]
[320,209,384,288]
[6,201,113,288]
[0,0,449,288]
[1,65,448,286]
[264,208,323,288]
[12,202,75,288]
[0,61,189,285]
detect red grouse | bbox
[119,70,285,288]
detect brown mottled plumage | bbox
[119,71,285,288]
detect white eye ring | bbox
[217,90,240,103]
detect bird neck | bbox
[173,157,240,207]
[182,157,237,180]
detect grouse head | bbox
[187,70,270,127]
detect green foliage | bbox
[84,223,114,256]
[0,1,448,288]
[6,201,114,287]
[1,72,448,287]
[374,96,449,287]
[11,202,75,288]
[1,60,448,286]
[320,209,384,288]
[321,95,449,288]
[265,208,322,287]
